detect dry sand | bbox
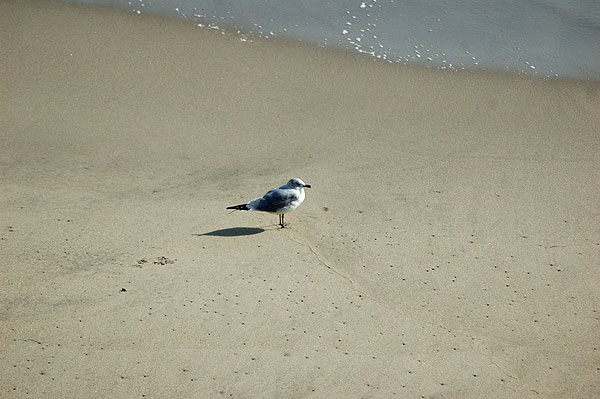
[1,0,599,397]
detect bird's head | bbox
[287,178,311,189]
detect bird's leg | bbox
[279,214,285,228]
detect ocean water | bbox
[69,0,600,81]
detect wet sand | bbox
[1,0,599,397]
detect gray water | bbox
[69,0,600,81]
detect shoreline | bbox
[42,0,600,83]
[61,0,600,81]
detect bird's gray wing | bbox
[249,188,298,212]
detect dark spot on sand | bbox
[153,256,175,265]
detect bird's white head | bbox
[287,178,311,189]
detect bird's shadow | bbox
[193,227,267,237]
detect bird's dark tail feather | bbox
[226,204,249,211]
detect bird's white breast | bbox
[277,187,304,214]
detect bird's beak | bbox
[304,184,311,188]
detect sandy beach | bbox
[2,0,599,397]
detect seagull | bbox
[227,178,311,228]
